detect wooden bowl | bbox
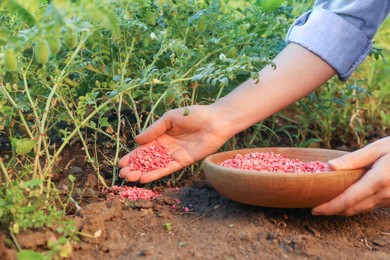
[203,147,366,208]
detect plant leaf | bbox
[14,138,36,155]
[5,0,37,26]
[17,250,45,260]
[20,179,44,188]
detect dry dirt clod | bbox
[68,166,84,175]
[106,229,122,241]
[85,174,98,188]
[81,199,122,221]
[154,196,165,205]
[153,204,162,211]
[157,209,169,218]
[0,233,17,260]
[16,229,56,249]
[140,208,154,216]
[162,196,176,205]
[134,199,154,209]
[80,220,106,244]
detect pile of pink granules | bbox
[219,152,331,173]
[128,144,173,172]
[107,185,161,202]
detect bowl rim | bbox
[203,147,366,177]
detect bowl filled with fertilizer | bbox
[203,147,366,208]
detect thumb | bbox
[134,113,171,145]
[328,141,384,170]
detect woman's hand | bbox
[312,137,390,216]
[118,105,229,183]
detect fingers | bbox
[337,187,390,216]
[312,153,390,216]
[119,168,142,182]
[119,160,182,183]
[139,161,183,183]
[313,185,390,216]
[134,113,171,145]
[329,138,389,170]
[311,168,378,215]
[118,153,133,168]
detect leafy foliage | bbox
[0,0,291,181]
[0,0,292,256]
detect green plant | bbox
[0,0,294,255]
[1,0,291,182]
[0,177,77,258]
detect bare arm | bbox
[211,43,336,139]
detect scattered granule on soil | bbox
[219,152,331,173]
[129,144,173,172]
[106,185,161,202]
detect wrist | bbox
[208,98,253,139]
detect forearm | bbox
[210,43,336,139]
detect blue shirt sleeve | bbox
[286,0,390,81]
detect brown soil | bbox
[1,140,390,259]
[74,184,390,259]
[3,181,390,259]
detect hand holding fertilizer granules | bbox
[106,144,173,203]
[219,152,331,173]
[128,144,173,172]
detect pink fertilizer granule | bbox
[219,152,331,173]
[129,144,173,172]
[107,185,161,202]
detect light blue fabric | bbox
[286,0,390,81]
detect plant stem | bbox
[9,231,22,252]
[190,82,198,106]
[141,91,166,132]
[22,73,51,162]
[112,94,123,186]
[0,158,10,184]
[0,83,34,140]
[112,36,135,186]
[127,93,142,134]
[215,85,225,100]
[36,33,89,179]
[87,125,130,152]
